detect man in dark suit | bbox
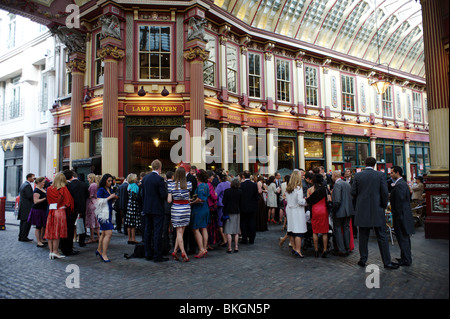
[18,173,35,242]
[389,166,415,266]
[141,159,168,262]
[118,177,129,236]
[351,157,399,269]
[239,170,259,244]
[331,171,354,256]
[64,170,89,254]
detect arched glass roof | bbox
[215,0,424,78]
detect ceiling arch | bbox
[214,0,424,78]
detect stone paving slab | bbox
[0,210,448,303]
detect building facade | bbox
[0,10,57,207]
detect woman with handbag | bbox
[45,173,74,259]
[125,173,141,245]
[96,173,118,262]
[222,178,242,253]
[190,169,210,258]
[306,174,330,258]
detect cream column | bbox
[242,126,249,171]
[52,128,60,176]
[221,123,229,171]
[264,43,275,110]
[98,40,125,176]
[267,128,277,175]
[370,136,377,170]
[218,34,228,101]
[66,52,86,168]
[83,122,90,159]
[325,133,332,173]
[297,131,305,170]
[404,140,411,181]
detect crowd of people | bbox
[16,156,419,268]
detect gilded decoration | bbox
[97,46,125,60]
[66,59,86,73]
[183,48,209,62]
[126,116,183,127]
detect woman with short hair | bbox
[126,173,141,245]
[222,178,242,253]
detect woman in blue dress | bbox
[96,173,118,262]
[190,169,210,258]
[168,167,192,262]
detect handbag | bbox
[75,215,85,235]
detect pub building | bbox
[43,1,430,181]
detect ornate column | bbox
[404,139,411,182]
[420,0,449,239]
[264,42,275,110]
[184,37,209,168]
[97,38,124,176]
[297,131,305,170]
[242,126,249,171]
[66,53,86,167]
[325,133,332,173]
[221,122,229,171]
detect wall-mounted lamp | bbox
[52,100,60,109]
[290,107,296,116]
[260,104,266,112]
[161,86,169,97]
[138,86,146,96]
[153,138,161,147]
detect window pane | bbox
[160,27,170,52]
[304,140,323,158]
[139,26,149,51]
[357,143,369,166]
[332,142,343,162]
[376,144,384,162]
[385,145,393,167]
[344,143,357,167]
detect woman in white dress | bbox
[285,170,307,258]
[266,176,279,223]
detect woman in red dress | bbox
[45,173,74,259]
[306,174,330,258]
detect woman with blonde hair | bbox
[285,170,307,258]
[45,173,74,259]
[126,173,141,244]
[85,173,100,243]
[167,167,192,261]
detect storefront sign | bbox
[303,121,325,132]
[125,104,184,116]
[248,116,267,127]
[227,112,241,124]
[273,118,297,130]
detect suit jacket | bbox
[186,173,197,197]
[390,178,415,235]
[118,181,129,211]
[67,179,89,214]
[141,172,167,215]
[239,179,259,214]
[351,168,389,228]
[222,187,242,215]
[332,179,354,218]
[18,181,33,221]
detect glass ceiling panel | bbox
[214,0,424,78]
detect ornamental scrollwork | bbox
[183,48,209,62]
[66,59,86,73]
[97,46,125,60]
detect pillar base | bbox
[424,169,449,240]
[102,137,119,177]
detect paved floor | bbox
[0,209,448,302]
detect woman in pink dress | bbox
[306,174,330,258]
[85,173,100,243]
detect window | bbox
[277,59,290,102]
[382,86,393,118]
[11,77,20,119]
[227,44,238,93]
[341,75,355,112]
[203,33,216,87]
[139,26,171,80]
[413,92,422,123]
[7,14,16,49]
[65,49,72,95]
[305,66,318,107]
[94,33,104,85]
[248,52,262,98]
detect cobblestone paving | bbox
[0,210,448,300]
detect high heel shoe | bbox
[171,251,179,261]
[194,250,207,258]
[181,253,189,262]
[314,250,319,258]
[49,252,54,260]
[53,253,66,259]
[95,250,101,257]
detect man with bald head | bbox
[331,170,354,256]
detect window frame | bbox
[226,43,239,94]
[341,73,356,112]
[276,58,291,103]
[203,32,217,88]
[137,23,174,82]
[412,91,423,123]
[248,51,262,99]
[382,86,393,118]
[304,64,320,108]
[93,32,104,86]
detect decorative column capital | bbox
[97,45,125,60]
[66,58,86,73]
[183,47,209,62]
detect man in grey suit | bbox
[18,173,35,242]
[389,166,415,266]
[351,157,399,269]
[331,170,354,256]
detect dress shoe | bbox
[154,257,169,262]
[66,250,80,256]
[145,256,153,261]
[19,238,33,242]
[357,260,366,267]
[395,258,411,266]
[384,263,400,270]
